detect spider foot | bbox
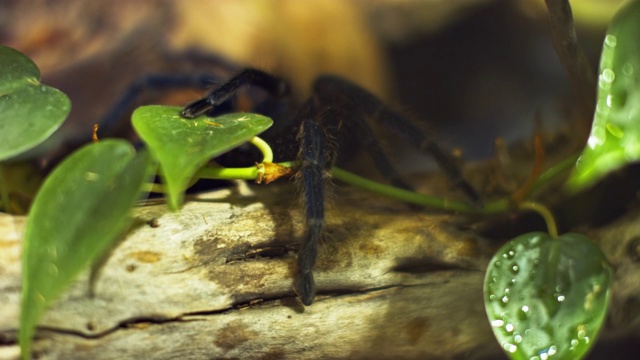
[294,272,316,306]
[180,98,213,118]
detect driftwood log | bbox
[1,180,640,359]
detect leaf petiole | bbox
[518,201,559,237]
[250,136,273,163]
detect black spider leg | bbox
[98,73,223,137]
[292,87,413,306]
[291,79,418,306]
[377,109,483,207]
[293,98,334,306]
[317,83,415,191]
[181,68,290,119]
[352,122,415,190]
[313,76,482,207]
[293,80,426,305]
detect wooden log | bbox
[1,181,639,359]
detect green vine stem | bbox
[197,165,260,181]
[250,136,273,163]
[143,131,578,218]
[518,201,559,237]
[196,135,277,182]
[330,152,577,216]
[531,154,579,195]
[146,158,576,216]
[330,167,508,213]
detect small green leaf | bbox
[20,140,152,359]
[0,46,70,161]
[132,105,272,209]
[484,232,611,360]
[567,0,640,191]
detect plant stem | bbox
[518,201,558,237]
[184,157,574,217]
[330,167,508,214]
[530,153,578,194]
[250,136,273,163]
[197,165,260,181]
[146,138,576,216]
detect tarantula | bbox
[177,68,481,305]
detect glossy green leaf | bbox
[0,46,70,161]
[567,0,640,191]
[484,232,611,360]
[20,140,152,359]
[132,105,272,209]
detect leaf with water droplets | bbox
[484,232,611,360]
[0,46,70,161]
[567,1,640,191]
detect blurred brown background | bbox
[0,0,625,163]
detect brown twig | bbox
[92,124,100,143]
[511,112,544,205]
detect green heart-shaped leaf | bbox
[20,139,152,358]
[0,46,70,161]
[132,105,272,209]
[484,232,611,360]
[567,0,640,191]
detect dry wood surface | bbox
[1,180,640,359]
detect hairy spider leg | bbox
[311,77,415,191]
[348,114,415,191]
[294,100,334,305]
[376,108,482,207]
[180,68,290,119]
[291,90,412,305]
[312,75,482,207]
[98,73,225,137]
[94,48,245,137]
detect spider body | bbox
[180,68,481,305]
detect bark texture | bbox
[1,183,639,359]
